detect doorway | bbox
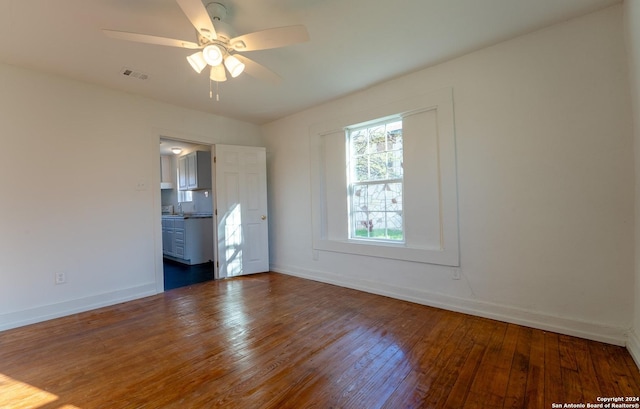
[159,137,215,290]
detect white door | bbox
[214,145,269,278]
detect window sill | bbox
[313,238,459,266]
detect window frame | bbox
[309,87,459,266]
[346,117,405,243]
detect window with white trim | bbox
[310,88,459,266]
[348,119,404,241]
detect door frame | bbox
[152,128,217,293]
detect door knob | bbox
[261,215,267,220]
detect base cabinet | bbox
[162,217,213,265]
[162,221,175,255]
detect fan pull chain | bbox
[209,80,221,101]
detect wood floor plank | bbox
[0,272,638,409]
[380,311,469,408]
[544,332,566,407]
[524,328,546,409]
[503,326,533,409]
[559,335,585,403]
[420,316,490,408]
[437,316,502,409]
[570,336,602,402]
[463,322,513,409]
[358,313,467,409]
[589,341,640,398]
[280,300,434,408]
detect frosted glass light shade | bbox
[187,52,207,73]
[210,64,227,82]
[224,55,245,78]
[202,45,223,66]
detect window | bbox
[309,87,459,266]
[177,169,192,203]
[348,119,403,241]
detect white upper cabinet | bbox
[178,151,212,191]
[160,155,174,189]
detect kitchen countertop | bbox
[162,213,213,219]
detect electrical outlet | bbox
[452,268,461,280]
[55,272,66,285]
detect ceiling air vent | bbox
[120,67,149,80]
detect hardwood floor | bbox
[1,273,639,408]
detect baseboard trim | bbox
[0,284,158,332]
[271,264,628,346]
[627,329,640,368]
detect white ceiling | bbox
[0,0,621,124]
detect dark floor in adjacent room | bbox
[163,259,214,290]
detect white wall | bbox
[262,5,634,345]
[0,63,262,330]
[625,0,640,362]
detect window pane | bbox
[350,182,403,241]
[386,120,402,133]
[368,126,386,153]
[386,182,403,210]
[353,211,372,238]
[351,130,367,155]
[368,152,387,180]
[388,150,403,179]
[387,125,402,151]
[355,156,368,181]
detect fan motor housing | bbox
[206,2,227,21]
[199,2,233,44]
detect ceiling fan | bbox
[103,0,309,85]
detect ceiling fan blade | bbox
[230,25,309,52]
[176,0,217,41]
[234,55,282,84]
[103,29,200,49]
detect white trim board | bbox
[627,329,640,368]
[0,283,157,332]
[271,264,628,346]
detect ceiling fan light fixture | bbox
[210,64,227,82]
[186,51,207,73]
[202,44,223,66]
[224,55,245,78]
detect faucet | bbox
[177,202,183,215]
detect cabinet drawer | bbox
[174,229,185,242]
[175,245,185,258]
[174,220,185,229]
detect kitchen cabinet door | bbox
[186,153,197,189]
[178,151,211,191]
[160,155,174,189]
[162,219,175,256]
[178,156,188,190]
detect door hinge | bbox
[213,156,216,163]
[215,209,217,216]
[216,261,219,268]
